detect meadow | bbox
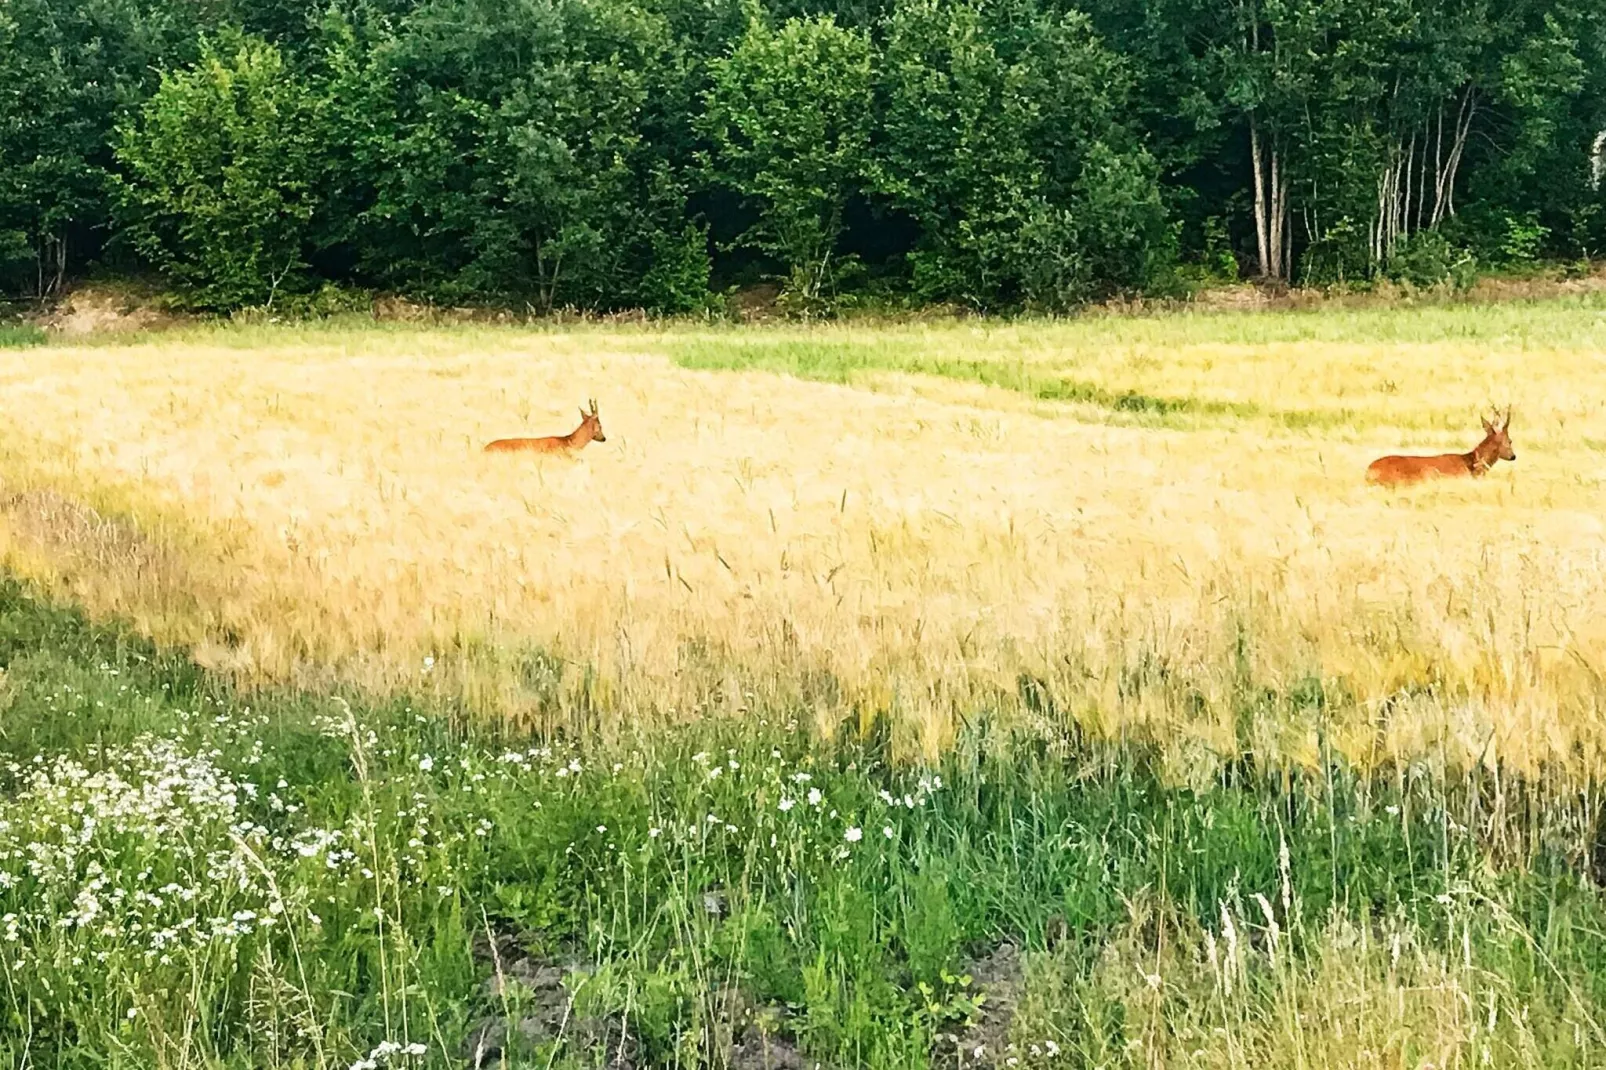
[0,297,1605,1068]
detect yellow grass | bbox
[4,302,1606,774]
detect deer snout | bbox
[594,431,607,443]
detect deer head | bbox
[1480,407,1514,463]
[579,399,606,443]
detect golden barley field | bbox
[4,299,1606,774]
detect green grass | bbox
[666,293,1606,431]
[0,580,1603,1068]
[0,324,44,348]
[676,290,1606,348]
[670,336,1261,426]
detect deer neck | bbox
[570,422,594,447]
[1467,437,1498,476]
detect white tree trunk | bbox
[1250,117,1289,280]
[1431,88,1476,227]
[1270,146,1288,279]
[1251,116,1271,278]
[1374,87,1479,271]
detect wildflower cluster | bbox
[0,737,291,973]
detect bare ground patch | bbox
[32,286,188,337]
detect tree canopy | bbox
[2,0,1602,310]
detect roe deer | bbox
[1366,408,1514,486]
[484,399,606,454]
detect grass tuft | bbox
[0,323,45,348]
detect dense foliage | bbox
[1,0,1603,310]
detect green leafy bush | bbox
[0,0,203,296]
[0,323,45,347]
[1498,211,1550,265]
[875,0,1172,310]
[1300,217,1372,287]
[703,14,875,306]
[113,36,320,310]
[1385,229,1478,290]
[323,0,708,314]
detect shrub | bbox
[1498,211,1550,265]
[0,323,45,347]
[703,15,876,306]
[874,0,1172,310]
[113,35,321,311]
[1385,229,1478,290]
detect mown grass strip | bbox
[669,294,1606,431]
[671,337,1275,427]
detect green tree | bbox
[3,0,1603,308]
[0,0,203,295]
[875,0,1172,308]
[320,0,707,312]
[113,35,321,310]
[702,14,875,303]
